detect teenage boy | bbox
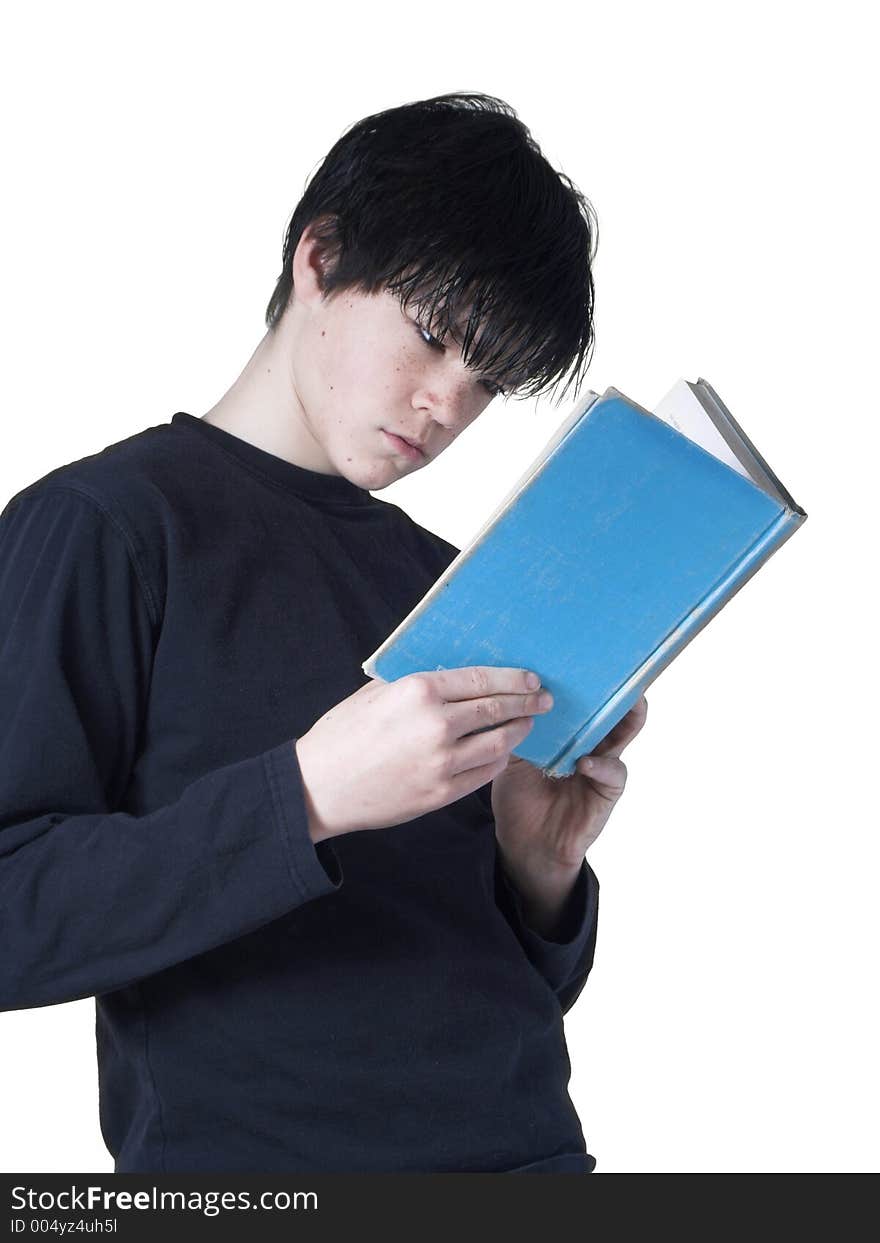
[0,93,647,1173]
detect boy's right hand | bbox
[294,667,552,842]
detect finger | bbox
[577,753,627,797]
[452,714,536,776]
[443,751,513,803]
[422,665,542,703]
[593,695,648,758]
[444,685,553,740]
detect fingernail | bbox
[538,692,553,710]
[526,672,540,689]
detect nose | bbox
[412,364,481,434]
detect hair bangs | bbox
[388,253,594,403]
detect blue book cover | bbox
[363,378,807,777]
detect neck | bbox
[201,319,338,475]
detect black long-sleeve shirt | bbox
[0,411,599,1173]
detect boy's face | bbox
[283,228,504,491]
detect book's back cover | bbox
[368,393,786,770]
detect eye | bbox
[415,319,505,397]
[416,322,444,351]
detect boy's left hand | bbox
[490,694,648,931]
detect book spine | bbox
[545,505,806,777]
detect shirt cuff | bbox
[263,737,344,900]
[496,853,599,998]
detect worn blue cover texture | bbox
[365,392,802,775]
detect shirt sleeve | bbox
[0,486,342,1012]
[474,779,599,1015]
[494,850,599,1016]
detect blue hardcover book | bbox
[362,378,807,777]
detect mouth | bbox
[382,429,426,462]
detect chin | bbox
[339,458,398,492]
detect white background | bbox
[1,0,876,1174]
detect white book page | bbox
[653,378,751,480]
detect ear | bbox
[291,216,339,308]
